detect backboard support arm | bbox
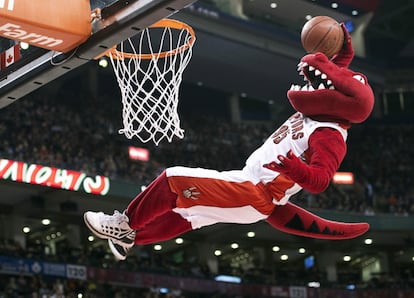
[0,0,196,109]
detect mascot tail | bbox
[267,202,369,240]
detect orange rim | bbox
[105,19,195,60]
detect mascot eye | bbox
[353,74,365,84]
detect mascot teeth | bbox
[290,83,335,91]
[295,62,336,91]
[289,83,331,91]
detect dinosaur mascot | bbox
[84,24,375,260]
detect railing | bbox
[1,255,413,297]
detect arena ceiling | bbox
[173,0,414,102]
[2,0,413,106]
[240,0,414,65]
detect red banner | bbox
[0,159,110,195]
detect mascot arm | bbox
[263,128,346,193]
[331,23,354,68]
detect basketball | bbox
[301,16,344,58]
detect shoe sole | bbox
[83,212,111,240]
[108,239,127,261]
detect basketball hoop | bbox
[105,19,196,145]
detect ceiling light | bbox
[154,244,162,251]
[280,254,288,260]
[352,10,358,16]
[343,255,351,262]
[215,275,241,283]
[20,42,29,50]
[22,226,30,233]
[270,3,277,9]
[214,249,222,256]
[364,238,373,245]
[88,235,94,242]
[231,243,239,249]
[247,231,255,238]
[308,281,320,288]
[41,219,51,225]
[98,57,108,68]
[305,15,312,21]
[272,246,280,252]
[175,237,184,244]
[331,2,338,9]
[299,248,306,254]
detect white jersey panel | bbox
[244,112,347,184]
[173,205,268,228]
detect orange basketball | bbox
[301,16,344,58]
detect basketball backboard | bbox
[0,0,196,109]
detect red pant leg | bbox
[125,171,178,230]
[134,211,192,245]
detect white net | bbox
[107,19,195,145]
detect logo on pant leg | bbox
[183,187,200,200]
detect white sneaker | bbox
[84,210,134,241]
[108,231,136,261]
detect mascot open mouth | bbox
[286,53,375,124]
[290,59,367,94]
[290,61,336,92]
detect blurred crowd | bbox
[0,92,269,187]
[0,90,413,216]
[1,234,414,297]
[4,229,414,298]
[0,237,264,298]
[0,237,242,297]
[0,273,236,298]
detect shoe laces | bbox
[103,210,130,227]
[99,210,133,236]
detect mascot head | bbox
[287,25,374,127]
